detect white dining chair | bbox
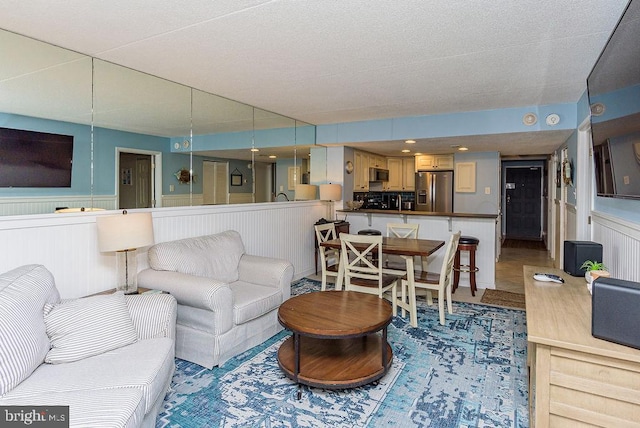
[400,231,461,326]
[385,223,422,274]
[314,223,342,291]
[340,233,400,314]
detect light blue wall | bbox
[317,103,577,145]
[454,151,500,215]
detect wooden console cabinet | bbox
[524,265,640,427]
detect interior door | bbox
[203,161,229,205]
[505,167,542,239]
[118,152,152,209]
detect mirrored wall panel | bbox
[0,28,316,216]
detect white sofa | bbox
[138,230,294,369]
[0,264,177,428]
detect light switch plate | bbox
[485,187,491,194]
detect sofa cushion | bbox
[0,387,146,428]
[43,292,138,364]
[0,264,59,396]
[3,338,174,416]
[229,282,283,325]
[148,230,245,283]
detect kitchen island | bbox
[336,209,499,290]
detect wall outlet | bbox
[624,176,630,185]
[169,184,175,192]
[485,187,491,195]
[279,185,284,192]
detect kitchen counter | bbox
[336,208,498,290]
[338,209,498,219]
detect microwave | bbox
[369,167,389,182]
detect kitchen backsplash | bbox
[353,191,416,210]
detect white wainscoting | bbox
[160,193,204,207]
[566,204,577,241]
[0,195,116,216]
[337,211,497,289]
[592,211,640,283]
[0,201,327,298]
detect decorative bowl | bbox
[345,200,364,210]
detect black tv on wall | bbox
[587,0,640,200]
[0,127,74,188]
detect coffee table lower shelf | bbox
[277,334,393,389]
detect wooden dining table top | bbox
[321,236,445,257]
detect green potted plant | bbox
[580,260,609,284]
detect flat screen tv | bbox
[587,0,640,199]
[0,127,74,188]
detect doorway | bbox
[202,161,229,205]
[504,165,543,240]
[118,152,152,209]
[117,148,161,210]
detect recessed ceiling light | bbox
[405,140,416,144]
[401,149,411,153]
[458,147,469,151]
[250,148,259,152]
[268,155,277,159]
[414,152,423,156]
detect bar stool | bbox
[358,229,381,236]
[358,229,382,263]
[452,236,479,296]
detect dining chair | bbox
[384,223,423,273]
[400,231,461,326]
[340,233,400,314]
[314,223,342,291]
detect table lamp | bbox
[96,211,154,294]
[294,184,318,200]
[319,183,342,220]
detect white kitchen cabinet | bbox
[353,151,369,191]
[455,161,476,193]
[415,154,454,171]
[387,158,415,191]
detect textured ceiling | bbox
[0,0,631,157]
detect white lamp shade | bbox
[319,183,342,201]
[294,184,318,200]
[96,212,154,252]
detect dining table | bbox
[320,236,446,327]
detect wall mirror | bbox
[0,28,317,216]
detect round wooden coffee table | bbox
[277,291,393,391]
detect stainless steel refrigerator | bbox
[415,170,454,212]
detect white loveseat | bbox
[138,230,294,368]
[0,264,177,428]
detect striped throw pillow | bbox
[0,264,59,395]
[43,292,138,364]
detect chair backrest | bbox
[440,231,462,286]
[386,223,419,239]
[314,222,337,244]
[340,233,383,283]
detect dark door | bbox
[505,167,542,239]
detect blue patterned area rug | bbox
[156,278,528,427]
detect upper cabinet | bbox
[354,151,369,191]
[368,154,387,169]
[415,154,454,171]
[387,158,415,191]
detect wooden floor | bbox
[448,240,553,304]
[494,240,554,294]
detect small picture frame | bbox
[230,169,243,186]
